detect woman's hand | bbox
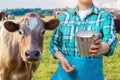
[54,51,75,73]
[89,39,102,56]
[60,57,75,73]
[89,39,109,56]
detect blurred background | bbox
[0,0,120,80]
[0,0,119,17]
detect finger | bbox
[62,62,71,72]
[65,61,71,69]
[62,64,69,72]
[89,49,100,56]
[94,39,102,45]
[66,65,75,73]
[71,65,75,70]
[90,53,97,56]
[62,65,72,73]
[69,66,75,72]
[90,45,101,50]
[62,63,74,73]
[90,49,99,53]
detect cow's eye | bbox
[18,29,24,35]
[18,29,25,39]
[19,31,22,34]
[40,29,45,35]
[41,30,45,35]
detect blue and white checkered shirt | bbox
[49,4,118,58]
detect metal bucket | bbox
[75,30,101,57]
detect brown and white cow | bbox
[0,11,8,21]
[0,12,59,80]
[114,19,120,34]
[111,11,120,34]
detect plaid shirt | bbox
[49,4,118,58]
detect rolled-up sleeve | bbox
[102,13,118,56]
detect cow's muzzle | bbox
[25,50,41,61]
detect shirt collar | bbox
[72,4,100,16]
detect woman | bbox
[49,0,118,80]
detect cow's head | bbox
[3,12,59,62]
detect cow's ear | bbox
[4,21,20,32]
[44,19,59,30]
